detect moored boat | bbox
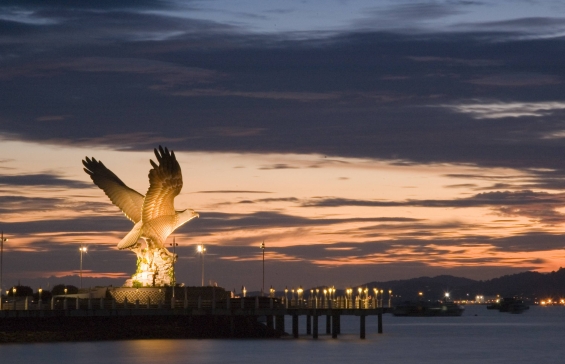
[496,297,529,314]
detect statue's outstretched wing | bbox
[83,157,144,223]
[142,146,182,222]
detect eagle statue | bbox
[82,146,199,287]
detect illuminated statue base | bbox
[123,246,177,287]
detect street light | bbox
[79,246,87,289]
[260,241,265,296]
[380,289,384,308]
[0,231,8,309]
[12,287,16,310]
[38,287,43,308]
[196,244,206,286]
[388,289,392,308]
[270,286,275,298]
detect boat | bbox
[489,297,529,314]
[393,301,465,316]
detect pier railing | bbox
[1,295,388,311]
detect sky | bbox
[2,0,565,294]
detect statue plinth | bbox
[124,246,176,287]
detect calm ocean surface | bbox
[1,305,564,364]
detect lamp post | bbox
[260,241,265,296]
[12,287,16,310]
[270,286,275,298]
[196,244,206,286]
[380,289,384,308]
[0,231,8,310]
[388,289,392,308]
[357,287,362,308]
[170,237,178,297]
[38,287,43,308]
[79,246,87,289]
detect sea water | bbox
[1,305,564,364]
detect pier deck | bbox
[0,296,391,340]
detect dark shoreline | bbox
[0,315,286,343]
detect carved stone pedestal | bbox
[124,246,176,287]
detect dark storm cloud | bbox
[0,173,91,188]
[3,2,565,179]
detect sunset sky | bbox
[2,0,565,293]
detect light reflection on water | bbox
[2,306,564,364]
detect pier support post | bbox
[378,312,383,334]
[332,314,338,339]
[76,297,80,310]
[326,315,331,334]
[336,314,341,334]
[24,297,28,310]
[275,315,285,332]
[360,315,366,339]
[51,297,54,310]
[292,314,299,338]
[313,314,319,339]
[306,314,312,334]
[63,298,68,310]
[147,297,150,309]
[230,316,235,338]
[88,298,92,310]
[267,315,274,330]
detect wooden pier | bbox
[0,294,391,341]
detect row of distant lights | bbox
[539,299,565,305]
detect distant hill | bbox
[359,268,565,302]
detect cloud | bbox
[304,190,565,209]
[444,101,565,119]
[468,73,560,87]
[259,164,299,170]
[0,173,91,188]
[456,16,565,37]
[196,190,271,194]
